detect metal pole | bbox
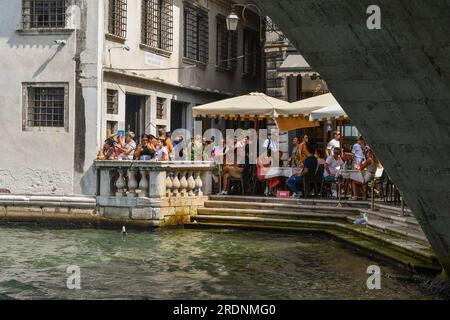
[337,181,343,207]
[401,196,405,217]
[371,184,375,211]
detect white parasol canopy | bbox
[308,94,348,121]
[192,92,289,118]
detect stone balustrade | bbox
[94,160,215,199]
[93,160,216,226]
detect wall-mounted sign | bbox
[144,52,165,68]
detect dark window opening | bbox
[216,15,237,71]
[142,0,173,52]
[243,28,261,77]
[183,4,209,63]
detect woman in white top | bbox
[154,139,169,162]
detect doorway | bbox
[171,100,189,131]
[125,94,145,137]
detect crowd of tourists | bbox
[97,128,227,163]
[97,127,380,200]
[217,131,380,199]
[97,128,175,162]
[286,131,380,200]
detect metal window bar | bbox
[107,90,118,114]
[198,10,209,63]
[22,0,67,29]
[156,98,165,120]
[183,5,208,63]
[183,5,197,60]
[243,29,260,77]
[216,16,237,70]
[28,87,65,127]
[142,0,173,51]
[109,0,127,38]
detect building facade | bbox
[0,0,264,196]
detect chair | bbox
[303,165,324,198]
[364,167,384,201]
[226,164,250,195]
[227,176,245,195]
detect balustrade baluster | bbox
[138,169,149,197]
[115,169,126,197]
[187,171,195,196]
[128,169,138,197]
[166,172,173,197]
[195,172,203,196]
[179,171,188,197]
[172,171,181,197]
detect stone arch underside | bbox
[255,0,450,273]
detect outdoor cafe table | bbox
[260,167,302,179]
[336,169,364,183]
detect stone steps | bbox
[373,203,412,216]
[362,209,421,232]
[190,216,440,273]
[210,195,369,208]
[348,215,428,246]
[201,200,428,246]
[204,200,359,215]
[198,207,354,222]
[194,214,436,263]
[194,196,440,272]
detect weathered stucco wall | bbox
[255,0,450,273]
[0,0,100,195]
[103,0,263,96]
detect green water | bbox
[0,225,444,300]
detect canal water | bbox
[0,225,445,300]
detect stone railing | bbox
[94,160,216,199]
[93,160,216,226]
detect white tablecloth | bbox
[260,167,302,179]
[336,169,364,183]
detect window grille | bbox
[156,98,165,120]
[107,90,119,114]
[109,0,127,38]
[27,87,65,127]
[22,0,67,29]
[142,0,173,52]
[243,28,261,77]
[183,4,209,63]
[216,16,237,71]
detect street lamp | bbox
[226,3,265,43]
[226,9,240,31]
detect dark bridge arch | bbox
[254,0,450,274]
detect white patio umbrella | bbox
[273,93,344,131]
[308,94,348,121]
[192,92,289,119]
